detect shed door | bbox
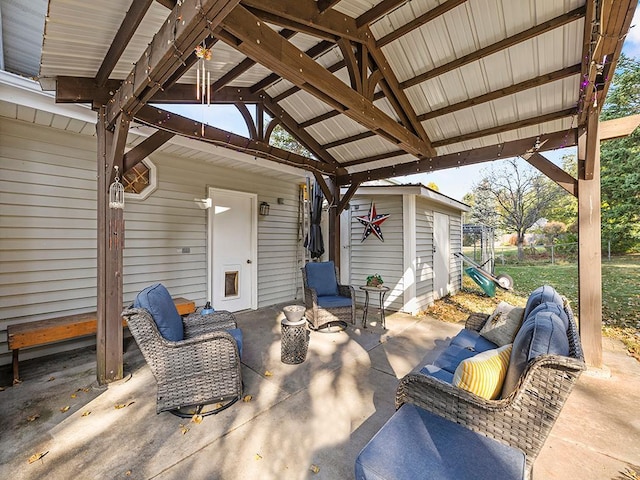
[208,188,257,312]
[433,212,450,299]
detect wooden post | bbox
[577,107,603,368]
[96,108,128,384]
[327,176,341,270]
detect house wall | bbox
[0,117,304,366]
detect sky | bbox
[174,3,640,202]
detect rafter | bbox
[356,0,406,28]
[431,108,576,148]
[150,85,265,103]
[341,149,407,167]
[96,0,153,86]
[219,5,436,157]
[106,0,240,126]
[522,152,577,197]
[241,0,366,43]
[317,0,341,14]
[323,131,376,150]
[134,105,343,175]
[400,6,585,90]
[123,129,175,172]
[262,96,342,166]
[377,0,467,47]
[338,130,578,185]
[418,64,581,122]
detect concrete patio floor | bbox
[1,304,639,480]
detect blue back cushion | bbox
[134,283,184,341]
[525,301,569,329]
[523,285,564,320]
[305,261,339,297]
[501,311,569,397]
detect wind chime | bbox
[195,42,212,136]
[108,166,125,251]
[109,166,124,210]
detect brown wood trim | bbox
[124,130,175,172]
[356,0,406,28]
[523,152,577,197]
[323,131,376,150]
[235,102,258,140]
[599,114,640,141]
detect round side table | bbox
[281,318,309,364]
[360,285,390,329]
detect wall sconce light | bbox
[259,201,270,216]
[194,198,212,210]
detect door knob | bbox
[247,259,252,264]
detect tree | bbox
[476,158,562,260]
[468,179,499,229]
[599,54,640,253]
[546,154,578,230]
[269,124,313,158]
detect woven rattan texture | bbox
[281,322,309,364]
[122,308,242,414]
[396,299,585,479]
[301,266,356,330]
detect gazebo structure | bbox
[1,0,638,382]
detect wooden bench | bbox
[7,297,195,382]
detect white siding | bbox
[415,198,435,312]
[0,118,304,366]
[347,196,404,313]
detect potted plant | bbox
[366,273,384,287]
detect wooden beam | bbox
[599,114,640,140]
[400,6,585,90]
[432,108,576,148]
[162,37,219,91]
[262,96,342,166]
[95,0,153,86]
[337,182,361,215]
[124,129,175,172]
[317,0,341,14]
[418,64,582,122]
[584,105,599,180]
[337,39,363,93]
[106,0,241,126]
[151,85,264,103]
[337,129,578,185]
[271,53,344,102]
[56,77,124,104]
[134,105,342,175]
[341,149,407,167]
[299,110,340,129]
[356,0,406,28]
[220,5,436,157]
[522,152,577,197]
[235,102,258,139]
[249,40,336,94]
[326,176,341,266]
[377,0,467,47]
[241,0,366,43]
[577,120,603,368]
[313,173,334,207]
[323,131,376,150]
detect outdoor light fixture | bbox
[194,198,212,210]
[109,166,124,209]
[259,201,270,216]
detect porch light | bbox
[259,201,270,216]
[109,166,124,209]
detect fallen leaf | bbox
[13,378,22,385]
[28,451,48,464]
[81,387,91,393]
[310,464,320,474]
[81,411,91,417]
[27,414,40,422]
[126,401,135,407]
[0,386,4,391]
[243,395,252,402]
[60,405,70,413]
[264,370,273,377]
[47,377,55,382]
[70,393,77,399]
[214,403,223,409]
[125,471,132,476]
[115,404,126,409]
[254,453,262,460]
[179,424,189,435]
[191,414,203,424]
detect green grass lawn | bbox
[493,255,640,359]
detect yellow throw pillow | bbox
[453,344,512,400]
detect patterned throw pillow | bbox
[453,344,513,400]
[479,302,525,346]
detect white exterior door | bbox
[208,188,257,312]
[433,212,450,300]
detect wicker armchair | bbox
[122,304,242,416]
[301,261,356,331]
[395,301,585,478]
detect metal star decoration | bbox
[356,203,390,242]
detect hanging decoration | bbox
[109,166,125,210]
[356,203,390,242]
[195,42,212,136]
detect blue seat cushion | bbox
[134,283,184,342]
[227,328,243,359]
[450,329,499,353]
[501,311,569,397]
[305,261,339,297]
[418,364,454,384]
[317,295,352,308]
[433,344,479,374]
[523,285,564,320]
[355,404,526,480]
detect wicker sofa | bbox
[356,285,586,480]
